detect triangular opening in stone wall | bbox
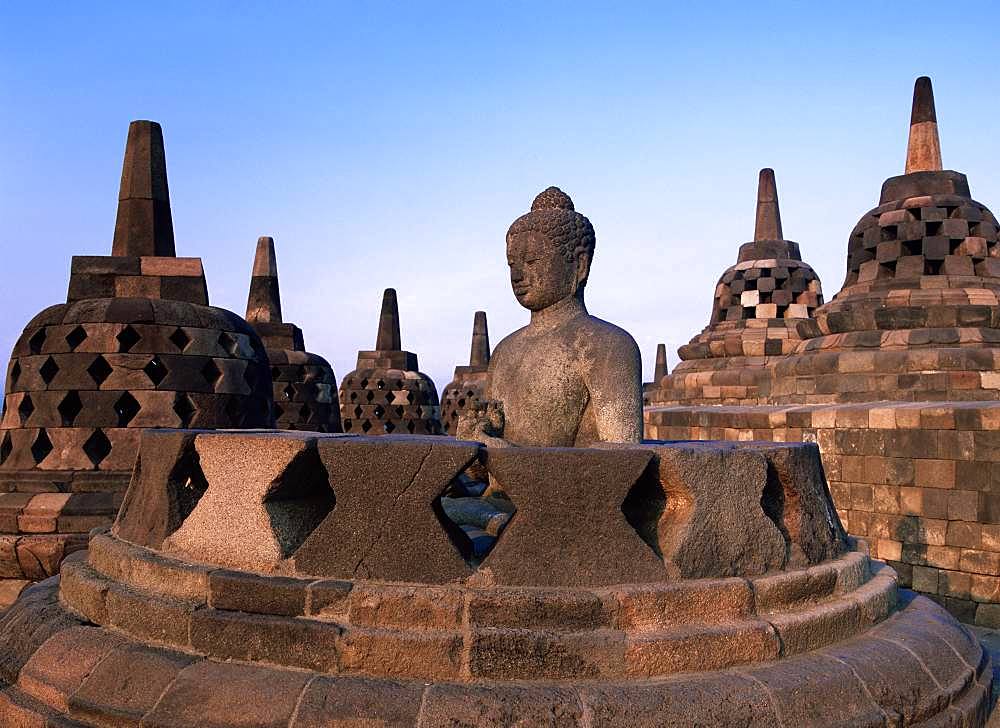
[263,444,336,558]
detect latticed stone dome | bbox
[339,288,441,435]
[770,77,1000,404]
[440,311,490,435]
[245,236,341,432]
[0,120,273,603]
[651,169,823,405]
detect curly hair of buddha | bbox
[507,187,596,285]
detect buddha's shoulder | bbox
[491,326,530,360]
[576,314,640,350]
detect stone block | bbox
[208,570,308,617]
[349,583,463,629]
[17,626,123,712]
[468,627,624,679]
[468,587,610,630]
[142,660,310,728]
[290,676,426,728]
[68,643,195,726]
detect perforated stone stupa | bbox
[0,121,273,606]
[770,77,1000,404]
[339,288,441,434]
[650,168,823,405]
[440,311,491,436]
[245,236,341,432]
[646,78,1000,629]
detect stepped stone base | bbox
[0,543,988,726]
[0,470,129,608]
[646,400,1000,628]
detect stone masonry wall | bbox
[646,401,1000,627]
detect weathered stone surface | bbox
[162,431,331,571]
[641,442,787,578]
[291,676,425,728]
[68,643,195,726]
[461,187,642,447]
[294,436,477,582]
[481,446,664,586]
[141,660,310,728]
[421,683,583,726]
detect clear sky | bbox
[2,2,999,393]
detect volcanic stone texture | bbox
[339,289,441,435]
[246,237,341,432]
[647,401,1000,629]
[0,120,274,605]
[440,311,490,435]
[0,433,988,725]
[652,169,824,406]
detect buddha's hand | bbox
[456,399,508,448]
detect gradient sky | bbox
[2,2,999,393]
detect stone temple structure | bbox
[647,78,1000,629]
[0,121,273,607]
[339,288,441,435]
[245,236,341,432]
[0,181,989,726]
[649,168,824,406]
[440,311,491,436]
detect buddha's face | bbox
[506,230,585,311]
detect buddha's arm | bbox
[587,338,643,444]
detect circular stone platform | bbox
[0,432,990,726]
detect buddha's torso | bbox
[488,312,604,447]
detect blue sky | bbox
[2,3,999,392]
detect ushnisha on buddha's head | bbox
[506,186,595,312]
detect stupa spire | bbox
[654,343,668,382]
[905,76,942,174]
[112,120,176,257]
[376,288,402,350]
[246,236,282,324]
[753,168,783,241]
[470,311,490,367]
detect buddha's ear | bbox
[575,249,592,290]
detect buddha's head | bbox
[506,187,596,312]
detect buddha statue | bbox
[460,186,642,446]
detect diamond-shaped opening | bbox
[65,325,88,351]
[376,379,385,390]
[28,329,47,355]
[39,356,60,385]
[117,325,141,353]
[57,391,83,426]
[365,391,375,403]
[406,420,415,433]
[9,360,21,386]
[263,445,336,558]
[621,460,668,559]
[173,392,196,427]
[201,359,222,386]
[165,442,210,535]
[342,418,353,432]
[114,391,141,427]
[298,404,311,422]
[434,459,514,567]
[169,327,191,351]
[361,420,372,433]
[282,384,295,400]
[384,421,395,433]
[18,394,35,425]
[218,332,238,356]
[31,428,53,464]
[82,429,112,467]
[0,432,11,465]
[87,355,113,386]
[144,356,169,386]
[373,404,385,418]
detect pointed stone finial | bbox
[470,311,491,367]
[905,76,942,174]
[246,236,282,324]
[753,168,783,241]
[376,288,402,351]
[112,120,176,257]
[654,343,668,382]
